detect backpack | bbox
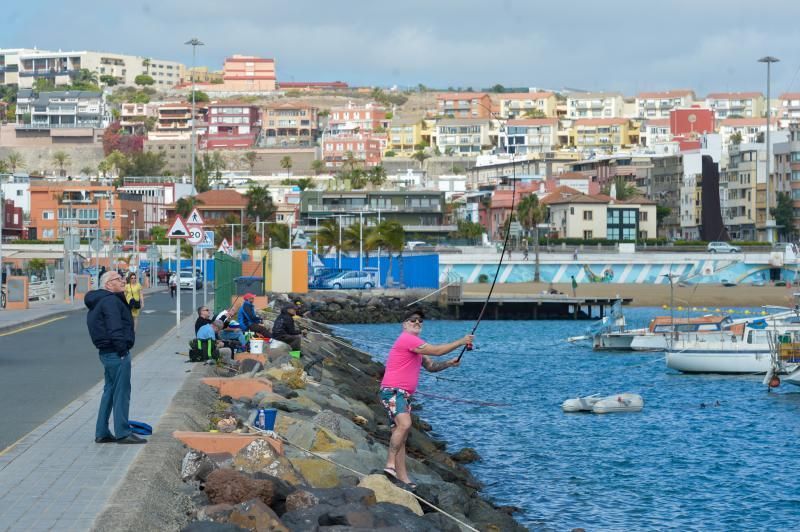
[188,338,219,362]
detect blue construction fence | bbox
[319,254,439,289]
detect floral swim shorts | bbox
[379,388,412,427]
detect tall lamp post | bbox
[759,55,779,243]
[185,38,204,193]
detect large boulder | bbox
[451,447,482,464]
[284,489,320,512]
[181,521,247,532]
[226,499,289,532]
[288,457,340,488]
[275,414,356,455]
[232,439,304,485]
[203,469,279,506]
[181,450,219,483]
[467,497,528,532]
[357,474,423,516]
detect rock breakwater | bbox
[176,319,526,531]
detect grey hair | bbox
[99,271,117,288]
[212,320,225,329]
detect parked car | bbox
[707,241,741,253]
[179,270,203,289]
[322,271,376,290]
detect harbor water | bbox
[341,308,799,531]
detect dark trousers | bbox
[170,285,176,298]
[96,352,132,440]
[275,334,302,351]
[248,323,270,337]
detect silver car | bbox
[707,241,741,253]
[323,271,376,289]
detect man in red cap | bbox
[237,293,270,337]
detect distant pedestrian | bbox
[523,248,529,261]
[124,272,143,330]
[85,271,145,444]
[573,250,578,261]
[69,270,77,297]
[571,275,578,297]
[169,273,177,299]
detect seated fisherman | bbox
[195,306,213,333]
[196,319,232,362]
[238,293,270,337]
[271,303,303,351]
[219,320,247,352]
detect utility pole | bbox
[185,38,204,193]
[759,55,779,243]
[0,188,4,307]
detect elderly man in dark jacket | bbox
[85,271,146,444]
[271,304,303,350]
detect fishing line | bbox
[456,152,518,363]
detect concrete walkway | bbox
[0,313,196,531]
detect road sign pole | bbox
[176,239,181,336]
[203,248,207,307]
[192,244,197,314]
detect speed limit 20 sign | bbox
[187,225,204,245]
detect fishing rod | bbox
[456,150,518,363]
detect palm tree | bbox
[244,185,276,224]
[412,150,430,169]
[210,151,226,182]
[367,165,387,188]
[311,159,325,175]
[52,151,70,176]
[343,151,359,173]
[343,223,376,265]
[282,177,316,191]
[242,151,258,175]
[175,196,204,219]
[350,168,368,189]
[367,220,405,286]
[601,176,639,201]
[316,219,341,260]
[97,159,112,178]
[517,194,547,282]
[6,151,24,172]
[279,156,293,179]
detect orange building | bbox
[29,181,143,241]
[220,55,276,92]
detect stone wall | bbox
[0,144,106,177]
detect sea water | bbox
[341,308,799,531]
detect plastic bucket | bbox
[290,350,301,359]
[255,408,277,431]
[250,338,264,354]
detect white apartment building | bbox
[565,92,624,119]
[15,89,107,130]
[501,118,559,155]
[0,48,39,85]
[119,102,157,134]
[778,93,800,128]
[636,90,696,119]
[705,92,764,120]
[640,118,671,147]
[718,117,778,146]
[721,144,762,240]
[497,92,557,118]
[11,49,184,89]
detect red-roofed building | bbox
[322,133,386,168]
[278,81,349,91]
[201,102,261,150]
[221,55,276,92]
[640,118,671,146]
[263,102,319,147]
[165,189,248,228]
[484,183,540,239]
[636,90,696,118]
[572,118,632,152]
[779,93,800,126]
[2,198,24,240]
[436,92,493,118]
[545,192,657,241]
[328,102,388,135]
[718,117,779,145]
[705,91,764,120]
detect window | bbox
[583,210,593,220]
[583,230,593,239]
[639,211,648,221]
[42,210,54,220]
[570,207,575,215]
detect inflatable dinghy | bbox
[561,394,602,412]
[592,393,644,413]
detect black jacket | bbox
[85,289,135,356]
[194,316,213,334]
[272,310,300,338]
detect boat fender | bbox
[769,375,781,388]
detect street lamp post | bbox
[131,209,138,273]
[759,55,779,243]
[185,38,204,193]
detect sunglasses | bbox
[406,318,424,324]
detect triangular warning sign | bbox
[218,237,230,253]
[187,208,204,226]
[167,216,189,238]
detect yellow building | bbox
[571,118,632,153]
[387,117,425,156]
[497,92,558,118]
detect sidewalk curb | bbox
[0,307,85,335]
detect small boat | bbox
[561,394,601,412]
[592,393,644,414]
[562,393,644,413]
[595,315,733,352]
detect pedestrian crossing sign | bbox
[187,208,204,226]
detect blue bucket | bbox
[255,408,277,431]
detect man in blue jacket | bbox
[85,271,146,444]
[237,293,269,337]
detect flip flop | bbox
[383,467,399,480]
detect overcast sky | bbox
[4,0,800,96]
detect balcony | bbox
[16,121,100,130]
[19,69,78,77]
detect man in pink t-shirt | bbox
[379,309,473,489]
